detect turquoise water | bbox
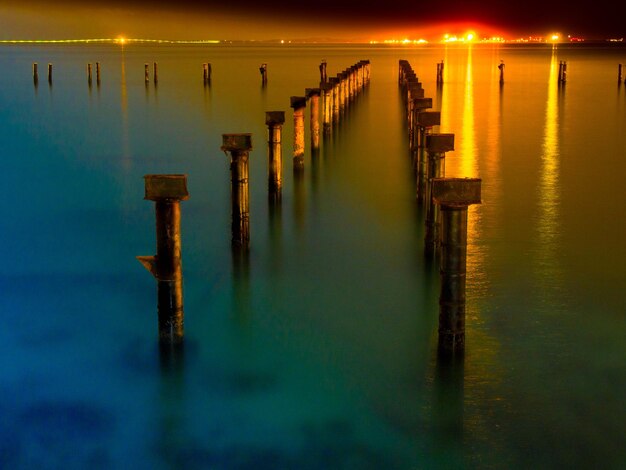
[0,43,625,468]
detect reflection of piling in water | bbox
[432,178,482,357]
[424,134,454,251]
[321,82,333,135]
[47,63,52,84]
[416,111,441,201]
[222,134,253,251]
[305,88,321,152]
[137,174,189,350]
[259,63,268,85]
[290,96,306,171]
[33,63,38,85]
[498,61,505,84]
[319,60,327,84]
[266,111,285,204]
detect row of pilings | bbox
[138,59,371,356]
[399,59,482,359]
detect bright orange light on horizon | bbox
[116,36,126,45]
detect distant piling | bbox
[266,111,285,204]
[203,63,212,84]
[558,61,567,83]
[145,63,150,84]
[436,61,444,84]
[319,60,327,84]
[618,64,623,84]
[137,174,189,350]
[290,96,306,171]
[306,88,321,152]
[87,63,93,84]
[33,63,38,85]
[259,63,268,85]
[424,134,454,251]
[498,61,505,84]
[432,178,482,357]
[47,63,53,84]
[153,62,158,84]
[96,62,101,84]
[222,134,253,250]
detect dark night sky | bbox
[1,0,625,40]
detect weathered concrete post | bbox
[47,63,52,84]
[498,61,505,84]
[266,111,285,203]
[290,96,306,171]
[321,82,333,135]
[319,60,327,84]
[306,88,321,152]
[153,62,158,84]
[222,134,253,250]
[409,96,431,174]
[424,134,454,250]
[137,174,189,349]
[144,63,150,83]
[431,178,482,356]
[416,111,441,201]
[87,63,93,84]
[33,63,38,85]
[259,63,268,85]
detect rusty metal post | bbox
[137,174,189,349]
[266,111,285,204]
[319,59,327,84]
[259,63,267,85]
[144,63,149,83]
[33,63,38,85]
[47,63,52,84]
[153,62,158,84]
[431,178,482,357]
[416,111,441,200]
[321,82,333,135]
[424,134,454,251]
[291,96,306,171]
[222,134,253,250]
[306,88,321,152]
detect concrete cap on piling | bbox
[265,111,285,126]
[221,134,253,152]
[418,111,441,128]
[412,97,432,109]
[305,88,321,99]
[290,96,307,109]
[426,133,455,153]
[144,174,189,201]
[431,178,481,206]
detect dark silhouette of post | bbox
[618,64,623,84]
[306,88,321,152]
[259,63,268,85]
[498,61,505,84]
[47,63,53,84]
[96,62,101,84]
[266,111,285,204]
[436,61,444,84]
[558,61,567,84]
[33,63,38,85]
[153,62,158,85]
[203,63,212,84]
[431,178,482,357]
[222,134,253,250]
[319,60,327,84]
[416,111,441,201]
[87,63,93,84]
[137,174,189,350]
[424,134,454,251]
[290,96,306,171]
[144,63,150,84]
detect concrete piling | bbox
[222,134,253,250]
[424,134,454,250]
[266,111,285,203]
[329,77,340,125]
[290,96,306,171]
[137,174,189,350]
[259,63,268,85]
[96,62,101,84]
[203,63,212,84]
[321,82,333,135]
[319,60,327,84]
[33,63,38,85]
[47,63,52,84]
[153,62,158,84]
[305,88,321,152]
[87,63,93,84]
[618,64,623,84]
[498,61,505,84]
[145,63,150,83]
[416,111,441,201]
[436,61,444,84]
[431,178,482,357]
[558,61,567,83]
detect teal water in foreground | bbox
[0,43,625,469]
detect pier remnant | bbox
[416,111,441,201]
[47,63,52,84]
[203,63,212,84]
[259,63,268,85]
[558,61,567,83]
[498,61,505,84]
[424,134,454,250]
[319,60,327,84]
[436,61,444,84]
[137,174,189,349]
[305,88,321,152]
[153,62,158,84]
[321,82,333,135]
[87,63,93,84]
[145,63,150,83]
[96,62,101,84]
[33,63,38,85]
[266,112,285,203]
[222,134,253,250]
[290,96,306,171]
[431,178,482,356]
[618,64,623,84]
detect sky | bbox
[0,0,624,41]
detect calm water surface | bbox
[0,43,625,469]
